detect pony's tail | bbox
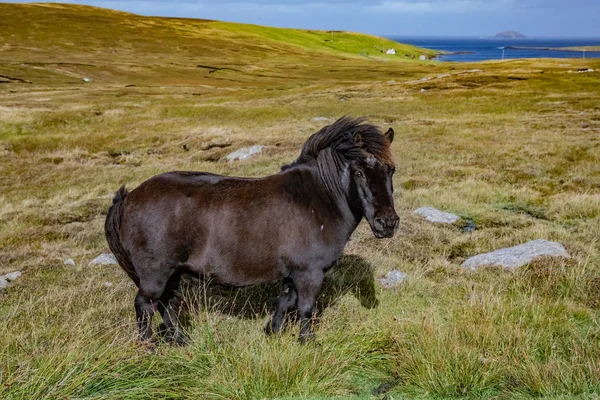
[104,185,140,287]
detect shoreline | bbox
[506,45,600,52]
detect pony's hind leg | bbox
[265,277,297,335]
[135,273,171,343]
[135,290,156,343]
[157,273,186,345]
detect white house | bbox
[385,48,396,55]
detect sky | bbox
[7,0,600,37]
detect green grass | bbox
[2,3,600,399]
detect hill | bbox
[0,2,436,86]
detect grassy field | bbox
[2,3,600,399]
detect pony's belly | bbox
[185,256,284,287]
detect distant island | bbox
[495,31,526,39]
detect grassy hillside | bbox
[2,3,600,400]
[0,2,435,87]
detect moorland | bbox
[1,3,600,399]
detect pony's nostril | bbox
[374,218,385,229]
[391,216,400,227]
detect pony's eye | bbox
[355,171,364,179]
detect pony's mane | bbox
[282,116,394,170]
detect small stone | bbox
[3,271,21,281]
[0,278,8,290]
[64,258,76,266]
[312,117,329,121]
[437,74,451,79]
[387,80,396,84]
[103,282,113,287]
[89,253,118,266]
[419,54,427,60]
[462,239,569,270]
[82,77,92,83]
[378,270,408,288]
[420,88,426,92]
[414,207,460,224]
[224,145,265,162]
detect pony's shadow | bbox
[178,254,378,327]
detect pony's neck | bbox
[314,148,362,233]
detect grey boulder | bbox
[89,253,118,267]
[414,207,460,224]
[462,239,569,270]
[225,145,265,162]
[3,271,22,281]
[378,270,408,288]
[0,271,22,291]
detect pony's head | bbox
[284,117,399,238]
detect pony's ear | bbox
[384,128,394,143]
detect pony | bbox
[105,116,398,344]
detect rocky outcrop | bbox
[462,239,569,270]
[378,270,408,288]
[89,253,118,267]
[414,207,460,224]
[224,145,266,162]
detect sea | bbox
[387,37,600,62]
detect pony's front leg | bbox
[294,268,324,343]
[266,277,297,335]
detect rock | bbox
[387,80,396,84]
[103,282,113,287]
[462,239,569,270]
[420,88,426,92]
[414,207,460,224]
[378,270,408,288]
[224,145,266,162]
[0,278,8,290]
[437,74,451,79]
[82,77,92,83]
[3,271,21,281]
[419,55,428,60]
[89,253,118,267]
[64,258,76,266]
[312,117,329,121]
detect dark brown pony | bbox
[105,116,398,344]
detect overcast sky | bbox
[8,0,600,37]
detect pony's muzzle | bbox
[373,215,399,237]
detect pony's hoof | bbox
[171,331,188,346]
[265,321,282,336]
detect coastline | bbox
[506,45,600,52]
